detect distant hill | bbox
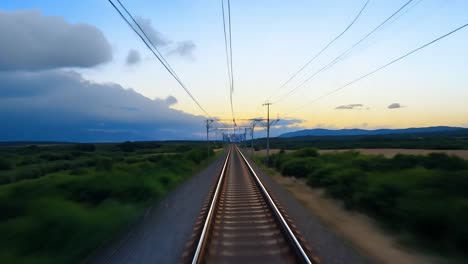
[278,126,468,138]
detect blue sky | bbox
[1,0,467,141]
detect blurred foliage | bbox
[0,141,221,263]
[264,148,468,259]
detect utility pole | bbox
[263,102,272,166]
[244,127,247,148]
[250,119,262,157]
[206,119,214,157]
[261,103,280,166]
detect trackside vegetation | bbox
[261,148,468,260]
[0,142,220,264]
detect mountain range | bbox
[278,126,468,138]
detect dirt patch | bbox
[271,175,442,264]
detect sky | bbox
[1,0,467,141]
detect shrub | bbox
[389,154,422,169]
[307,164,340,186]
[39,152,72,161]
[74,144,96,152]
[186,148,211,164]
[423,153,467,171]
[268,147,468,257]
[0,158,12,170]
[118,141,136,152]
[95,158,113,171]
[70,168,86,176]
[291,147,319,158]
[282,158,314,178]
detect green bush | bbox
[0,158,12,170]
[74,144,95,152]
[117,141,136,152]
[291,147,319,158]
[0,142,216,264]
[281,158,317,178]
[423,153,467,170]
[268,147,468,257]
[95,158,113,171]
[185,148,211,164]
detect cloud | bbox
[134,16,195,58]
[388,103,404,109]
[126,49,141,65]
[134,16,171,47]
[335,104,364,110]
[0,10,112,71]
[164,95,178,106]
[268,119,306,137]
[0,70,205,141]
[169,41,196,58]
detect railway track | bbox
[184,145,319,264]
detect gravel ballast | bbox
[240,149,370,264]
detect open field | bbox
[321,149,468,159]
[0,142,221,264]
[254,148,468,160]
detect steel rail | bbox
[236,146,314,264]
[191,147,232,264]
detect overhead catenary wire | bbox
[115,0,181,83]
[221,0,236,124]
[268,0,370,101]
[272,0,416,104]
[107,0,209,116]
[221,0,232,96]
[228,0,234,95]
[284,22,468,117]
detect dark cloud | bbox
[0,71,205,141]
[164,96,178,106]
[126,49,141,65]
[388,103,404,109]
[0,10,112,71]
[335,104,364,110]
[169,41,196,58]
[134,16,171,47]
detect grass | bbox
[259,148,468,261]
[0,142,223,264]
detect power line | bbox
[221,0,232,96]
[107,0,209,115]
[222,0,235,123]
[227,0,234,95]
[268,0,370,101]
[272,0,416,104]
[285,22,468,116]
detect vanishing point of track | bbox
[184,145,319,264]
